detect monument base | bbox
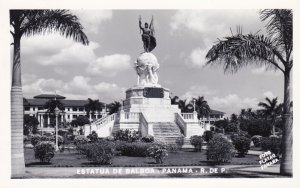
[123,86,180,122]
[85,52,210,144]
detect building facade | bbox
[199,109,225,125]
[24,94,107,131]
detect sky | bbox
[16,9,287,116]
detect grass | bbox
[25,148,260,167]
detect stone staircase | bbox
[152,122,184,145]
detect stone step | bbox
[153,130,181,133]
[154,134,182,137]
[155,138,183,145]
[151,121,183,145]
[153,131,181,136]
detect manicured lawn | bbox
[25,148,260,167]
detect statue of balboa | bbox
[135,16,160,87]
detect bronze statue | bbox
[139,16,156,52]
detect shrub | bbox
[23,135,29,144]
[114,129,140,142]
[175,135,184,147]
[49,135,64,146]
[166,144,180,153]
[261,137,281,155]
[190,135,203,152]
[30,135,50,147]
[203,131,214,142]
[251,135,263,147]
[24,115,39,135]
[66,127,75,140]
[74,135,89,153]
[71,116,90,127]
[146,143,168,164]
[31,135,41,146]
[245,119,272,137]
[230,132,250,142]
[58,129,67,136]
[232,135,251,157]
[81,141,115,165]
[74,135,89,146]
[207,134,235,164]
[105,136,115,141]
[34,141,55,163]
[87,131,99,142]
[141,135,154,143]
[115,141,151,157]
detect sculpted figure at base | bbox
[135,16,159,87]
[135,52,160,86]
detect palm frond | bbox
[260,9,293,60]
[206,33,285,73]
[19,10,89,45]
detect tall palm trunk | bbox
[11,34,25,177]
[280,68,293,176]
[272,118,276,135]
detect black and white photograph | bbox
[0,0,299,186]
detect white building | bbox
[24,94,107,132]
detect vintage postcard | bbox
[0,0,299,187]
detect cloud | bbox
[40,42,99,66]
[186,47,207,68]
[53,67,68,75]
[94,82,119,92]
[251,66,281,76]
[22,34,100,66]
[21,34,74,56]
[23,75,124,103]
[181,85,217,101]
[209,94,259,115]
[63,76,92,93]
[22,74,38,84]
[73,10,113,34]
[263,91,276,99]
[171,10,263,37]
[86,54,131,76]
[23,78,65,94]
[173,10,264,69]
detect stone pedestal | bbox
[123,86,180,122]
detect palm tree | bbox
[258,97,283,135]
[230,113,240,133]
[44,99,65,114]
[205,9,292,175]
[178,99,193,113]
[193,96,211,119]
[43,99,65,127]
[170,95,180,105]
[85,98,104,120]
[10,10,88,177]
[108,101,121,115]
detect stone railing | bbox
[175,113,187,136]
[181,113,194,120]
[123,112,140,121]
[94,113,116,129]
[181,112,198,122]
[199,117,224,121]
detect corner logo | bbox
[259,151,279,170]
